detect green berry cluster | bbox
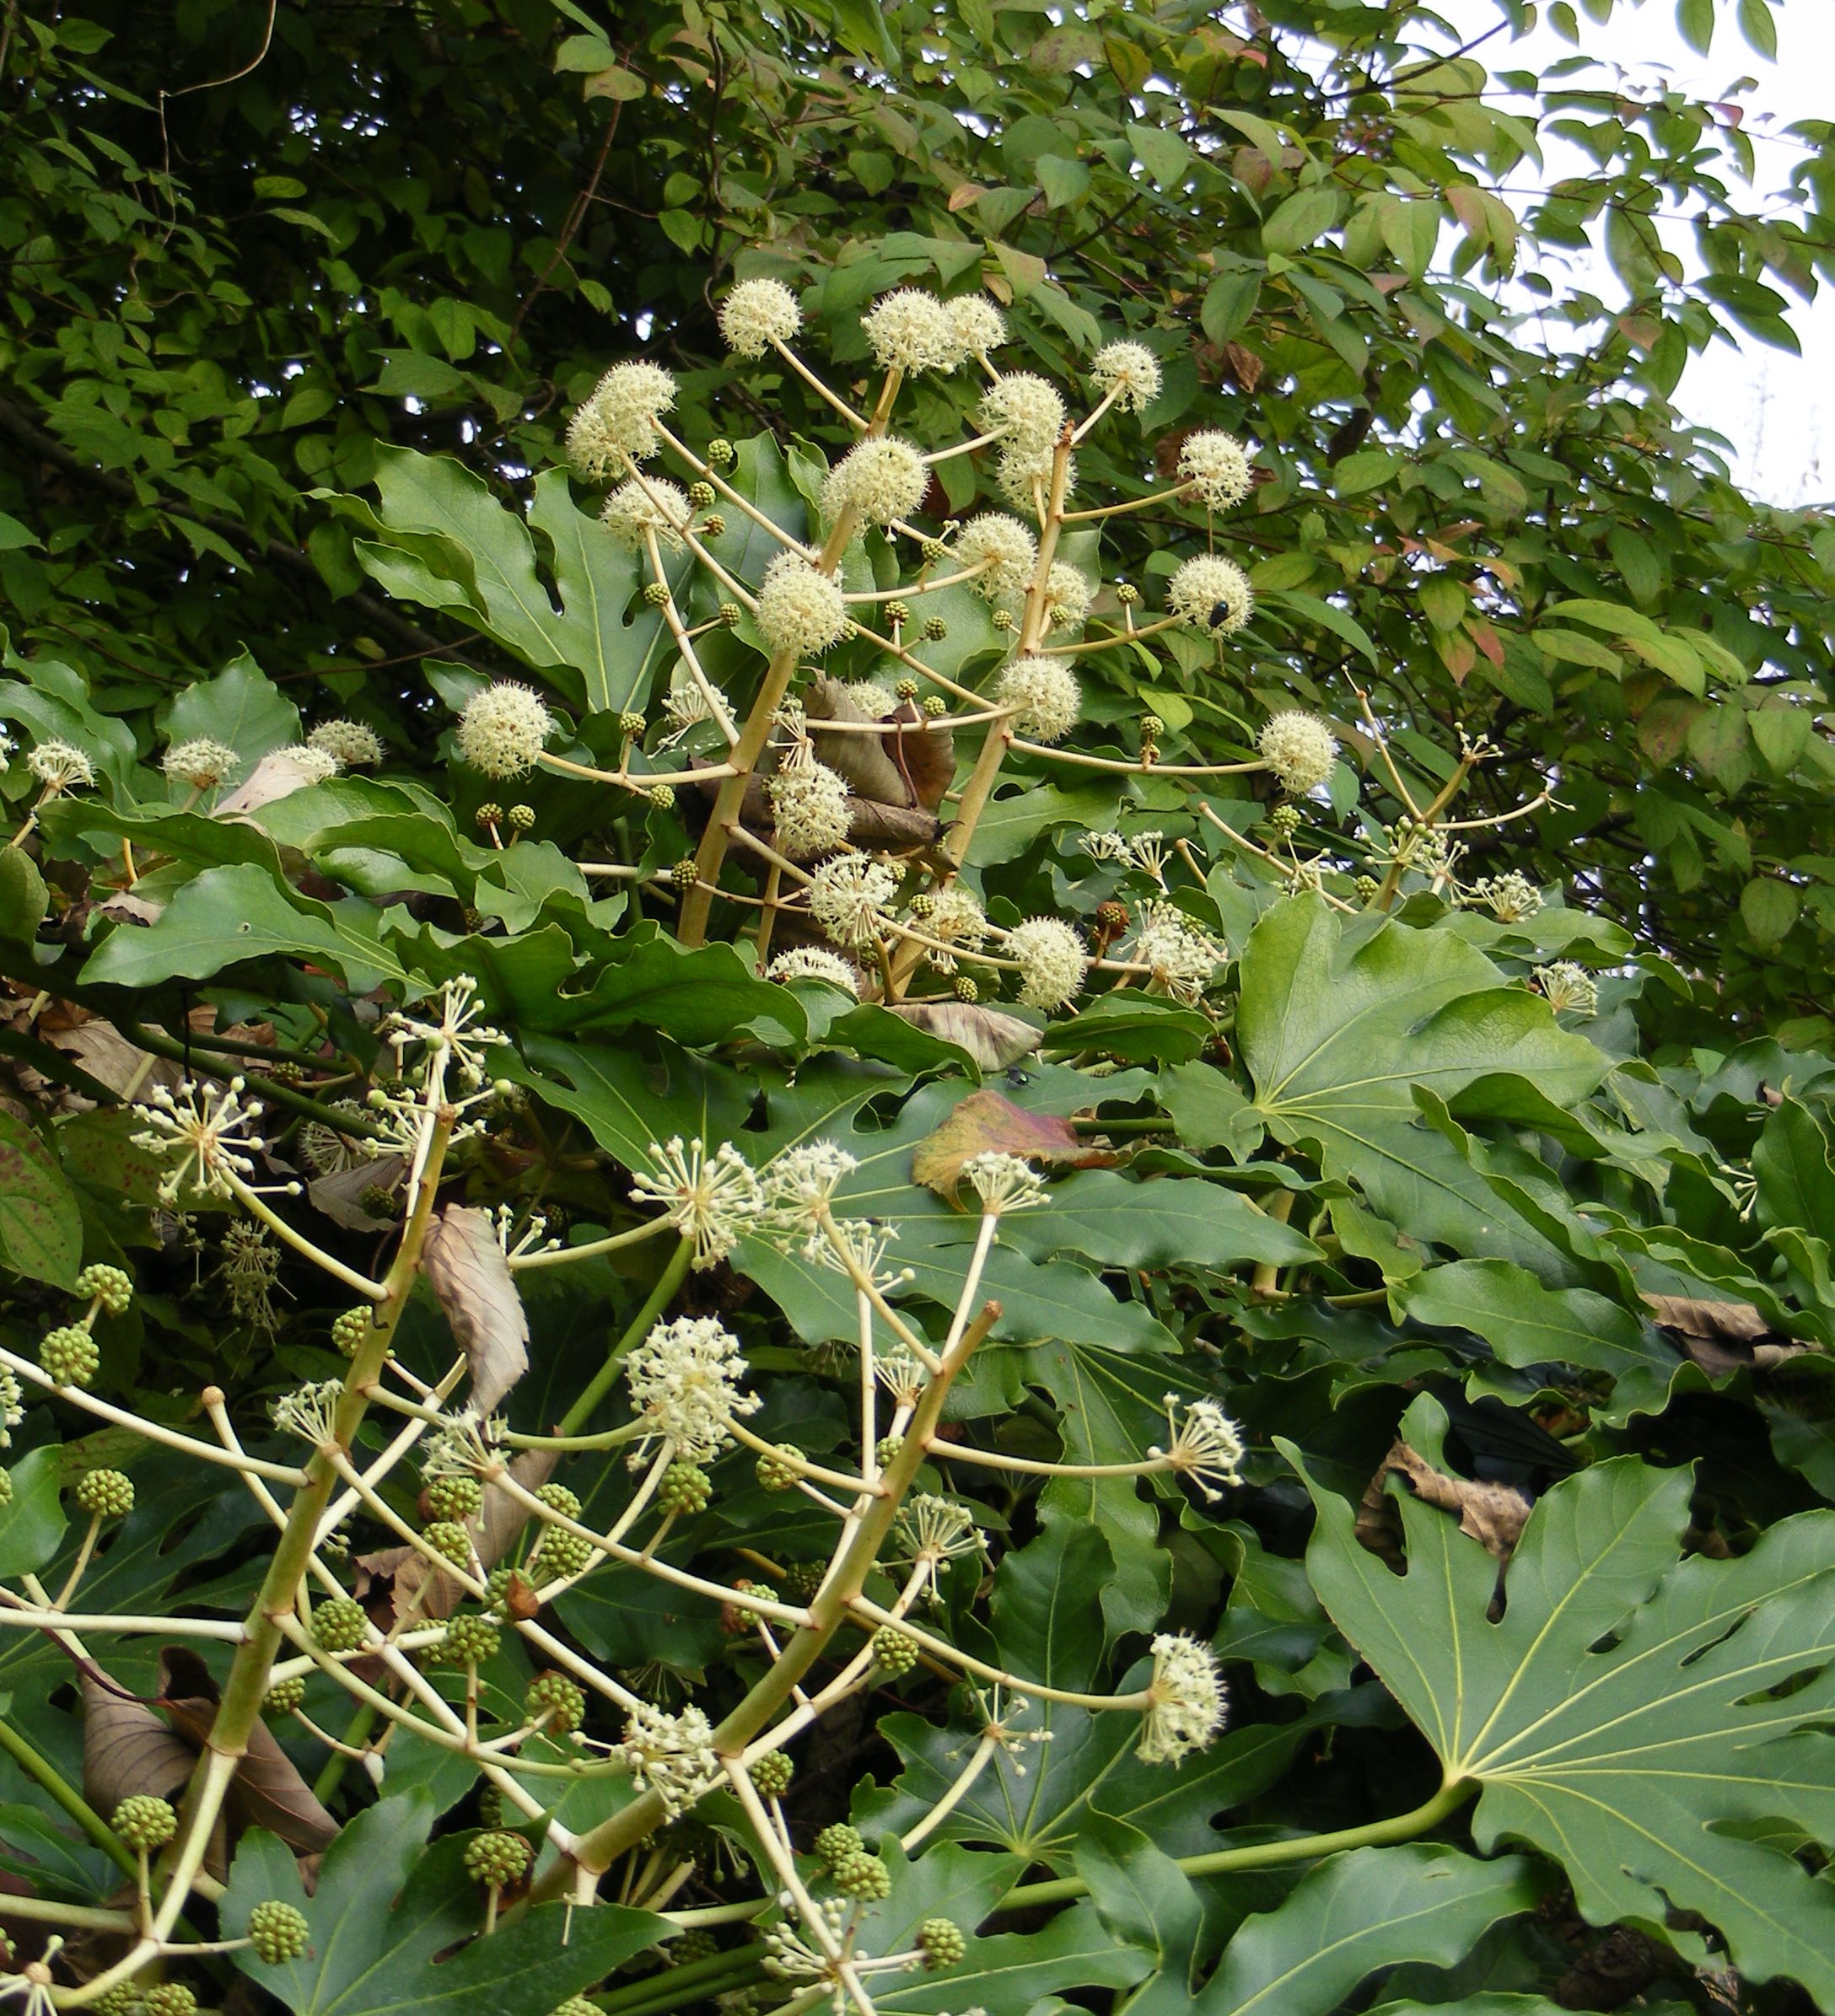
[751,1748,794,1797]
[75,1262,133,1314]
[444,1612,501,1665]
[331,1308,370,1357]
[756,1443,801,1492]
[526,1669,585,1734]
[831,1848,891,1900]
[918,1917,966,1969]
[530,1528,594,1580]
[883,599,910,627]
[536,1483,581,1519]
[40,1324,99,1387]
[670,857,699,889]
[618,710,648,741]
[812,1823,863,1869]
[112,1794,177,1851]
[506,804,535,831]
[144,1986,196,2016]
[311,1596,369,1653]
[700,513,726,536]
[643,580,670,607]
[76,1468,134,1519]
[475,802,503,826]
[718,600,743,627]
[953,976,978,1002]
[463,1829,532,1886]
[1267,802,1301,837]
[1140,714,1165,743]
[658,1461,711,1514]
[265,1675,308,1715]
[422,1520,472,1567]
[426,1473,482,1521]
[870,1626,920,1675]
[707,438,735,467]
[874,1433,904,1465]
[667,1929,718,1966]
[782,1561,825,1601]
[648,783,674,809]
[248,1899,311,1965]
[686,481,715,508]
[920,615,948,641]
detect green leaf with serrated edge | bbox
[0,1110,81,1288]
[226,1795,665,2015]
[1293,1447,1835,1999]
[0,1447,68,1580]
[1396,1258,1681,1422]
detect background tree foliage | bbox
[7,3,1835,2016]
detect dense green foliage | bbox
[6,3,1835,2016]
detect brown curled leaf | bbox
[1356,1439,1533,1572]
[912,1088,1116,1199]
[422,1203,530,1416]
[1642,1293,1806,1378]
[883,1001,1040,1072]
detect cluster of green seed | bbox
[248,1899,311,1965]
[526,1669,585,1733]
[112,1795,177,1852]
[463,1829,532,1886]
[76,1262,134,1314]
[40,1324,99,1387]
[75,1468,134,1519]
[310,1596,369,1653]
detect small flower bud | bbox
[75,1469,133,1519]
[783,1561,826,1601]
[359,1184,398,1220]
[112,1794,177,1852]
[1140,715,1164,743]
[1354,874,1380,901]
[463,1830,532,1887]
[894,677,920,701]
[923,694,947,718]
[331,1308,369,1357]
[687,481,715,508]
[75,1263,133,1314]
[311,1597,369,1653]
[531,1528,594,1580]
[248,1900,310,1965]
[707,438,735,467]
[920,536,948,564]
[991,608,1014,631]
[537,1483,582,1519]
[1268,803,1302,838]
[144,1987,196,2016]
[1116,582,1140,605]
[875,1433,904,1464]
[422,1520,472,1567]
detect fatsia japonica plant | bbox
[8,252,1835,2016]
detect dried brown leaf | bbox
[1357,1440,1532,1571]
[157,1650,337,1853]
[1642,1293,1805,1378]
[912,1088,1115,1197]
[308,1154,407,1230]
[81,1672,194,1817]
[806,676,909,804]
[884,1001,1040,1072]
[361,1447,556,1626]
[423,1204,530,1416]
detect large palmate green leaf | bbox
[1297,1449,1835,2000]
[226,1793,665,2016]
[1235,897,1606,1176]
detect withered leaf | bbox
[309,1153,407,1230]
[216,749,333,816]
[422,1203,530,1416]
[912,1088,1115,1198]
[884,1001,1040,1071]
[82,1671,195,1818]
[360,1447,556,1626]
[885,702,954,812]
[158,1649,337,1853]
[806,676,909,805]
[1356,1439,1532,1572]
[1642,1293,1806,1378]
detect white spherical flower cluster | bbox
[922,884,987,971]
[979,373,1065,454]
[1133,900,1223,1003]
[1168,553,1254,634]
[1006,916,1087,1010]
[760,1140,858,1243]
[162,739,240,789]
[1045,562,1092,631]
[309,720,385,767]
[766,946,859,995]
[842,677,897,718]
[961,1151,1047,1215]
[821,436,928,526]
[809,855,899,947]
[862,288,960,373]
[620,1701,723,1818]
[1090,341,1162,412]
[629,1137,764,1271]
[998,443,1074,514]
[456,683,557,779]
[1534,960,1599,1016]
[1257,712,1338,797]
[625,1313,761,1461]
[1177,429,1253,510]
[600,476,691,551]
[1474,870,1545,924]
[1138,1633,1227,1765]
[756,553,849,658]
[950,293,1007,357]
[566,360,677,476]
[27,739,94,792]
[718,276,801,358]
[954,513,1037,600]
[287,746,341,788]
[768,761,853,856]
[996,655,1079,743]
[1151,1395,1246,1502]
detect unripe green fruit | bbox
[463,1829,532,1885]
[331,1308,370,1357]
[552,1999,597,2016]
[1268,803,1301,837]
[831,1848,891,1900]
[265,1675,308,1715]
[707,438,735,467]
[1140,715,1164,742]
[751,1749,794,1797]
[505,803,536,831]
[756,1443,801,1492]
[536,1483,581,1519]
[40,1325,99,1388]
[422,1520,472,1567]
[444,1612,501,1665]
[687,481,715,508]
[718,601,742,627]
[426,1473,482,1521]
[884,600,910,627]
[0,1470,12,1508]
[475,802,503,826]
[1116,582,1140,605]
[990,609,1014,631]
[112,1793,177,1851]
[658,1462,711,1514]
[311,1596,369,1653]
[875,1434,904,1465]
[701,513,726,537]
[618,711,648,741]
[76,1468,134,1519]
[526,1669,586,1734]
[248,1899,310,1964]
[783,1561,825,1601]
[920,537,947,564]
[921,616,948,641]
[918,1917,966,1969]
[648,783,674,809]
[144,1986,196,2016]
[1354,874,1380,901]
[643,581,670,607]
[871,1626,920,1675]
[531,1528,593,1580]
[813,1823,863,1869]
[75,1263,133,1314]
[953,976,978,1003]
[667,1929,718,1966]
[670,857,699,889]
[923,694,947,718]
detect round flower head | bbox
[1090,341,1162,412]
[162,739,240,790]
[954,513,1037,601]
[1169,554,1255,634]
[1045,562,1092,632]
[1150,1395,1246,1501]
[1257,711,1338,796]
[27,740,94,792]
[821,436,928,526]
[309,720,385,767]
[1133,900,1223,1003]
[998,443,1074,514]
[862,288,959,373]
[761,1141,858,1240]
[961,1151,1047,1214]
[809,855,899,947]
[287,746,340,788]
[767,946,859,995]
[756,553,849,658]
[768,761,852,856]
[629,1137,764,1270]
[996,656,1079,743]
[1534,960,1598,1015]
[949,293,1007,358]
[625,1314,761,1460]
[922,884,987,971]
[1178,430,1253,510]
[718,277,801,358]
[456,683,557,779]
[1475,870,1544,923]
[1138,1633,1226,1765]
[600,476,691,551]
[842,677,897,719]
[620,1701,722,1817]
[567,360,677,474]
[979,374,1066,454]
[1006,916,1088,1009]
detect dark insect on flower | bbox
[1208,600,1235,631]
